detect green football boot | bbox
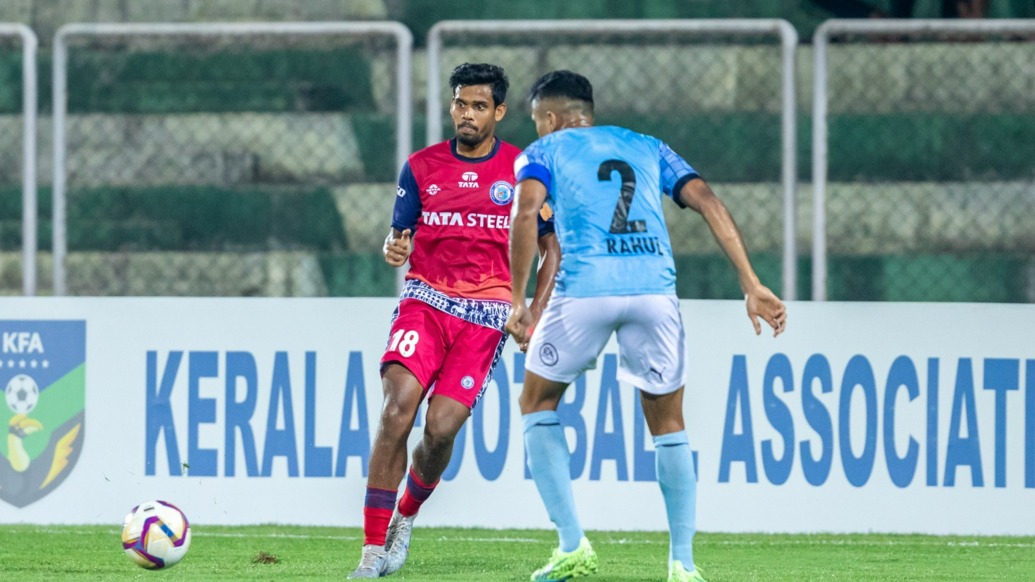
[530,537,599,581]
[668,561,707,582]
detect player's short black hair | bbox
[449,63,509,107]
[528,70,594,111]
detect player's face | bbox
[450,85,506,147]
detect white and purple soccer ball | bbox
[121,500,192,569]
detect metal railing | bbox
[812,19,1035,301]
[0,24,38,296]
[51,22,413,296]
[427,19,799,300]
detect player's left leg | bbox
[521,370,600,582]
[521,295,622,581]
[521,369,585,552]
[404,396,469,510]
[382,395,470,575]
[383,318,505,575]
[617,295,705,582]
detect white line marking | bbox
[4,528,1033,549]
[435,536,544,543]
[197,532,362,541]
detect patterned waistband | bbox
[400,279,511,332]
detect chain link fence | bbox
[426,20,797,300]
[37,18,1035,301]
[0,32,25,295]
[52,23,409,297]
[0,25,37,296]
[815,21,1035,302]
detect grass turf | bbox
[0,525,1033,581]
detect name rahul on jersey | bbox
[606,235,666,256]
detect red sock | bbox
[363,487,396,546]
[398,467,439,517]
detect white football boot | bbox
[383,510,416,575]
[347,544,388,579]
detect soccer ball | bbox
[121,500,192,569]
[5,374,39,415]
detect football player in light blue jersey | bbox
[505,71,787,582]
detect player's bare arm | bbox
[506,178,550,344]
[519,231,560,352]
[678,178,787,337]
[383,228,412,267]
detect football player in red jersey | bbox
[348,63,560,579]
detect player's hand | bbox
[505,303,533,345]
[383,229,412,267]
[518,303,545,352]
[746,284,787,337]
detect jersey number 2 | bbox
[598,159,646,234]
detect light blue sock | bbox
[654,431,696,569]
[523,410,584,552]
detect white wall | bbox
[0,298,1031,534]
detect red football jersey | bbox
[393,138,536,302]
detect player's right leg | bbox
[639,388,705,582]
[616,295,704,582]
[349,300,445,579]
[348,363,424,579]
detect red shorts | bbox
[381,298,507,409]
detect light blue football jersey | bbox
[515,126,699,297]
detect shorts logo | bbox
[539,343,559,367]
[461,376,475,389]
[650,367,665,384]
[1,321,86,509]
[489,181,514,206]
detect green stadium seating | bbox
[0,186,347,252]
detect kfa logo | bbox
[3,332,44,354]
[0,320,86,508]
[459,172,479,188]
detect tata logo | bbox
[427,184,440,196]
[0,321,86,508]
[459,172,479,188]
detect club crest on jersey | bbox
[459,172,479,188]
[489,181,514,205]
[427,184,440,196]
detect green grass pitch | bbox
[1,525,1033,581]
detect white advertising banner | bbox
[0,298,1031,535]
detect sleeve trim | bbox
[670,173,701,208]
[516,162,552,192]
